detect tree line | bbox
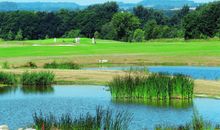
[0,1,220,41]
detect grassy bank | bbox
[0,38,220,67]
[0,69,219,98]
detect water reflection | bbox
[0,86,54,95]
[20,86,54,94]
[0,86,17,95]
[113,99,193,109]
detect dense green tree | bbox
[100,22,117,40]
[170,5,190,26]
[144,20,159,40]
[183,1,220,39]
[76,2,118,37]
[133,5,167,26]
[112,12,140,41]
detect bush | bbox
[0,72,17,85]
[43,62,80,70]
[21,71,55,87]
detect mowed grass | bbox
[0,38,220,58]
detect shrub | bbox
[0,72,17,85]
[32,106,132,130]
[21,71,55,87]
[43,62,80,70]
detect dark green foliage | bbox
[111,12,140,41]
[108,73,194,100]
[21,71,55,86]
[0,72,17,85]
[100,22,117,40]
[32,106,132,130]
[43,62,80,70]
[0,1,219,41]
[183,1,220,39]
[133,5,167,26]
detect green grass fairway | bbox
[0,38,220,66]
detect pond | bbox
[0,85,220,130]
[83,66,220,80]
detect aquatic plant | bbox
[21,71,55,87]
[0,72,17,85]
[43,61,80,70]
[32,106,132,130]
[108,73,194,101]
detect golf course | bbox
[0,38,220,66]
[1,1,220,129]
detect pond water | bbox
[0,85,220,130]
[83,66,220,80]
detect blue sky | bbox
[0,0,214,5]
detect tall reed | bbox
[32,106,132,130]
[0,72,17,85]
[108,73,194,100]
[21,71,55,87]
[43,61,80,70]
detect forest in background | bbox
[0,1,220,41]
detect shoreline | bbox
[1,68,220,99]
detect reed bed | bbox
[21,71,55,87]
[108,73,194,100]
[32,106,132,130]
[0,72,17,85]
[43,61,80,70]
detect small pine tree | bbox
[15,29,23,40]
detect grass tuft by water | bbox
[43,61,80,70]
[108,73,194,101]
[21,71,55,87]
[32,106,132,130]
[0,72,17,85]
